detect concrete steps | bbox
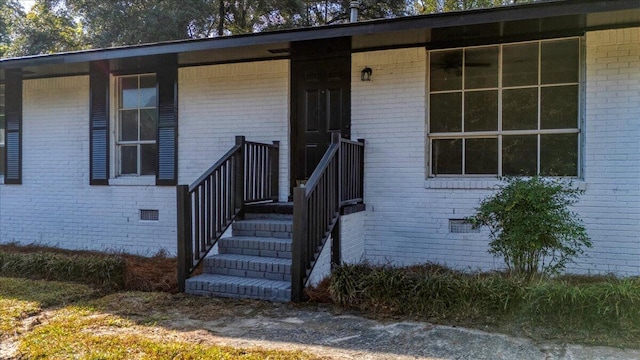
[185,203,293,302]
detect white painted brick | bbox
[178,60,290,201]
[352,30,640,275]
[0,76,176,255]
[341,211,366,264]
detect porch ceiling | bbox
[1,0,638,81]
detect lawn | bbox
[2,244,640,356]
[0,277,317,359]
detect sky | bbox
[19,0,35,11]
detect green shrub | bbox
[330,263,640,346]
[468,177,591,278]
[0,251,126,290]
[330,263,523,320]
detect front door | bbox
[291,39,351,188]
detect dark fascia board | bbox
[0,0,638,70]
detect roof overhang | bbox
[1,0,638,80]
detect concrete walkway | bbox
[167,300,640,360]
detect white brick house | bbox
[0,0,638,300]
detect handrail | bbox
[291,133,365,301]
[188,144,242,193]
[177,136,279,292]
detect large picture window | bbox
[428,38,580,177]
[116,74,157,176]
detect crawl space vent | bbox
[449,219,479,234]
[140,209,159,221]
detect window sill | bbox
[425,178,587,191]
[424,178,501,190]
[109,176,155,186]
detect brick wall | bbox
[576,28,640,274]
[178,60,290,201]
[340,210,365,264]
[0,76,176,255]
[0,60,289,256]
[351,28,640,275]
[307,210,367,285]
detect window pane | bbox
[430,50,463,91]
[465,46,498,89]
[430,93,462,133]
[503,135,537,176]
[541,133,578,176]
[502,42,538,87]
[432,139,462,175]
[541,85,578,129]
[139,75,157,108]
[464,90,497,132]
[503,88,538,130]
[120,110,138,141]
[120,77,138,109]
[140,109,157,141]
[141,144,157,176]
[466,138,498,174]
[541,39,579,84]
[120,146,137,175]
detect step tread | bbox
[208,253,291,264]
[186,274,291,302]
[244,202,293,214]
[235,219,293,224]
[188,274,290,288]
[220,236,292,243]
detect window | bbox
[0,85,5,177]
[428,38,580,177]
[116,74,157,176]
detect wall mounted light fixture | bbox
[361,67,372,81]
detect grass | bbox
[0,243,177,292]
[0,245,316,359]
[0,277,96,336]
[19,307,314,359]
[0,277,317,360]
[329,263,640,348]
[3,244,640,351]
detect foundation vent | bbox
[449,219,479,234]
[140,209,159,221]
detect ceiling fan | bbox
[431,51,491,76]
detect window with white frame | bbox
[0,85,5,177]
[116,74,157,176]
[428,38,580,177]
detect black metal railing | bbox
[177,136,279,291]
[291,133,365,301]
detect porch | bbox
[176,133,365,302]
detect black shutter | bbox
[89,61,110,185]
[4,69,22,184]
[156,59,178,186]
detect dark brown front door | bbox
[291,40,351,187]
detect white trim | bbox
[424,178,587,190]
[111,73,158,178]
[108,175,156,186]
